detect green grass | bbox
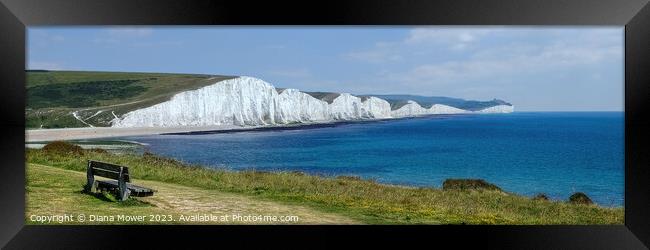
[28,79,148,109]
[27,163,359,224]
[26,70,235,128]
[26,148,624,225]
[26,163,180,225]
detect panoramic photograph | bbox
[25,26,624,225]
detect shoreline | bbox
[26,125,244,142]
[25,114,470,142]
[161,117,400,135]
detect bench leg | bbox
[120,188,131,201]
[118,175,130,201]
[85,161,94,192]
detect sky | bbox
[27,26,624,111]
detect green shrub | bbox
[569,192,593,205]
[290,171,305,176]
[533,193,550,201]
[442,179,502,191]
[142,151,186,165]
[42,141,84,156]
[88,148,109,154]
[337,175,362,181]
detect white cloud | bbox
[342,41,403,63]
[389,46,622,93]
[405,27,499,45]
[347,27,622,96]
[344,48,402,63]
[396,41,622,85]
[404,27,509,52]
[29,30,66,48]
[343,27,503,63]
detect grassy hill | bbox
[26,70,234,129]
[27,145,623,225]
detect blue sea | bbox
[123,112,624,206]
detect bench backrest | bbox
[88,160,130,182]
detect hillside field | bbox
[26,70,233,128]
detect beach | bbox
[25,125,241,142]
[25,117,399,142]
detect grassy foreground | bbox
[27,163,357,224]
[26,148,624,225]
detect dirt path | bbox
[28,164,359,224]
[136,178,359,224]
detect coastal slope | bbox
[26,148,623,225]
[26,70,234,128]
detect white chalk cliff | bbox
[475,105,514,113]
[111,76,513,128]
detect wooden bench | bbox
[84,160,155,201]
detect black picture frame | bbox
[1,0,649,248]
